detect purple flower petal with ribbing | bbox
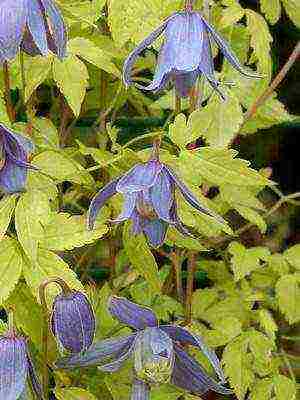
[40,0,67,59]
[201,15,261,79]
[172,344,232,395]
[150,169,174,223]
[174,70,199,97]
[56,334,137,369]
[108,296,158,330]
[0,157,28,193]
[164,164,225,224]
[3,126,35,154]
[131,379,150,400]
[116,161,163,194]
[0,335,28,400]
[87,177,120,230]
[142,218,168,247]
[26,0,48,56]
[0,0,28,61]
[161,325,225,383]
[112,193,137,223]
[26,352,43,400]
[131,210,143,235]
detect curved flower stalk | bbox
[0,0,67,63]
[0,123,36,193]
[56,296,232,399]
[123,10,260,99]
[87,144,225,247]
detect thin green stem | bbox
[175,91,181,115]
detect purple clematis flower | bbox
[0,0,67,63]
[123,11,260,99]
[0,328,43,400]
[56,296,232,399]
[87,145,224,247]
[0,123,36,194]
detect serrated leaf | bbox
[23,55,53,102]
[276,273,300,324]
[68,37,120,77]
[228,242,270,281]
[165,227,207,251]
[0,195,16,240]
[235,205,267,233]
[0,237,23,305]
[220,185,265,210]
[281,0,300,27]
[123,222,161,294]
[55,387,98,400]
[258,309,277,340]
[207,317,242,347]
[40,213,108,251]
[260,0,281,24]
[15,190,51,264]
[267,253,290,276]
[188,90,243,148]
[283,244,300,270]
[219,4,245,28]
[26,170,58,201]
[30,117,59,149]
[250,375,296,400]
[52,54,89,116]
[169,113,189,148]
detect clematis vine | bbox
[57,296,232,399]
[123,8,260,99]
[0,0,67,63]
[0,123,36,194]
[87,142,225,247]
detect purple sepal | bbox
[131,379,150,400]
[142,218,168,248]
[108,296,158,330]
[51,291,95,354]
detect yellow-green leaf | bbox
[260,0,281,24]
[281,0,300,27]
[0,195,16,240]
[55,387,98,400]
[23,55,53,102]
[284,244,300,270]
[276,273,300,324]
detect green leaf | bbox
[207,317,242,347]
[0,195,16,240]
[15,190,51,264]
[276,273,300,324]
[68,37,120,77]
[267,253,290,276]
[250,375,296,400]
[219,4,245,28]
[284,244,300,270]
[234,205,267,234]
[260,0,281,24]
[0,237,23,305]
[123,222,161,294]
[30,117,59,149]
[192,288,219,319]
[26,170,58,201]
[23,55,53,102]
[32,150,94,186]
[228,242,270,281]
[55,387,98,400]
[188,90,243,148]
[40,213,108,251]
[52,54,89,116]
[165,227,208,251]
[23,248,85,305]
[258,309,278,340]
[169,113,189,148]
[281,0,300,27]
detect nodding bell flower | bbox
[0,0,67,63]
[123,10,260,99]
[56,296,232,400]
[51,289,96,354]
[0,314,43,400]
[0,123,36,194]
[87,143,225,247]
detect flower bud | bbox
[51,291,95,353]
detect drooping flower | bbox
[123,10,260,99]
[0,0,67,63]
[87,144,225,247]
[51,290,96,354]
[0,123,36,194]
[0,324,43,400]
[56,296,232,399]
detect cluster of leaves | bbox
[0,0,299,400]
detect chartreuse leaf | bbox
[23,55,53,102]
[0,195,16,240]
[123,222,161,294]
[52,54,89,116]
[219,3,245,28]
[0,90,10,125]
[165,228,207,251]
[105,362,132,400]
[258,309,278,340]
[260,0,281,24]
[55,387,97,400]
[234,205,267,234]
[26,170,58,201]
[23,249,85,305]
[15,190,51,264]
[169,113,189,149]
[0,237,23,305]
[32,150,94,186]
[276,273,300,324]
[228,242,270,281]
[283,244,300,269]
[57,0,106,25]
[266,253,290,276]
[30,117,59,149]
[250,375,296,400]
[281,0,300,27]
[207,317,242,347]
[188,89,243,148]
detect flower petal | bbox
[174,70,199,98]
[201,15,261,79]
[160,325,225,383]
[26,0,48,56]
[164,164,225,224]
[2,125,35,154]
[142,218,168,248]
[87,177,120,230]
[56,334,137,369]
[131,210,143,235]
[98,335,137,372]
[131,379,150,400]
[0,0,28,61]
[0,158,28,193]
[172,344,232,395]
[112,193,137,223]
[26,352,43,400]
[108,296,158,330]
[150,169,174,223]
[116,161,163,194]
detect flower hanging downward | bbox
[123,10,260,99]
[87,144,225,247]
[0,123,36,194]
[56,296,232,400]
[0,0,67,63]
